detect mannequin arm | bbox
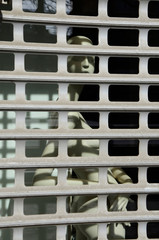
[110,167,133,184]
[33,172,98,186]
[108,167,133,214]
[33,139,58,186]
[33,168,55,186]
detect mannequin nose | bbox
[82,57,89,68]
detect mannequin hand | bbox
[108,195,131,227]
[109,195,129,212]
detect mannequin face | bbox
[68,55,95,73]
[67,36,95,74]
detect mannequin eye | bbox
[70,56,94,63]
[88,56,95,64]
[75,56,86,62]
[71,56,80,61]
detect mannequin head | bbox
[67,36,95,74]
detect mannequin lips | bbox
[82,70,90,73]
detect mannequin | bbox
[33,36,132,239]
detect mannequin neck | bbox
[68,84,83,101]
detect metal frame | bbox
[1,0,159,239]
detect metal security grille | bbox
[1,0,159,239]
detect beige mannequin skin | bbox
[33,36,132,240]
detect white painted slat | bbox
[0,211,158,228]
[0,183,158,198]
[2,11,159,28]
